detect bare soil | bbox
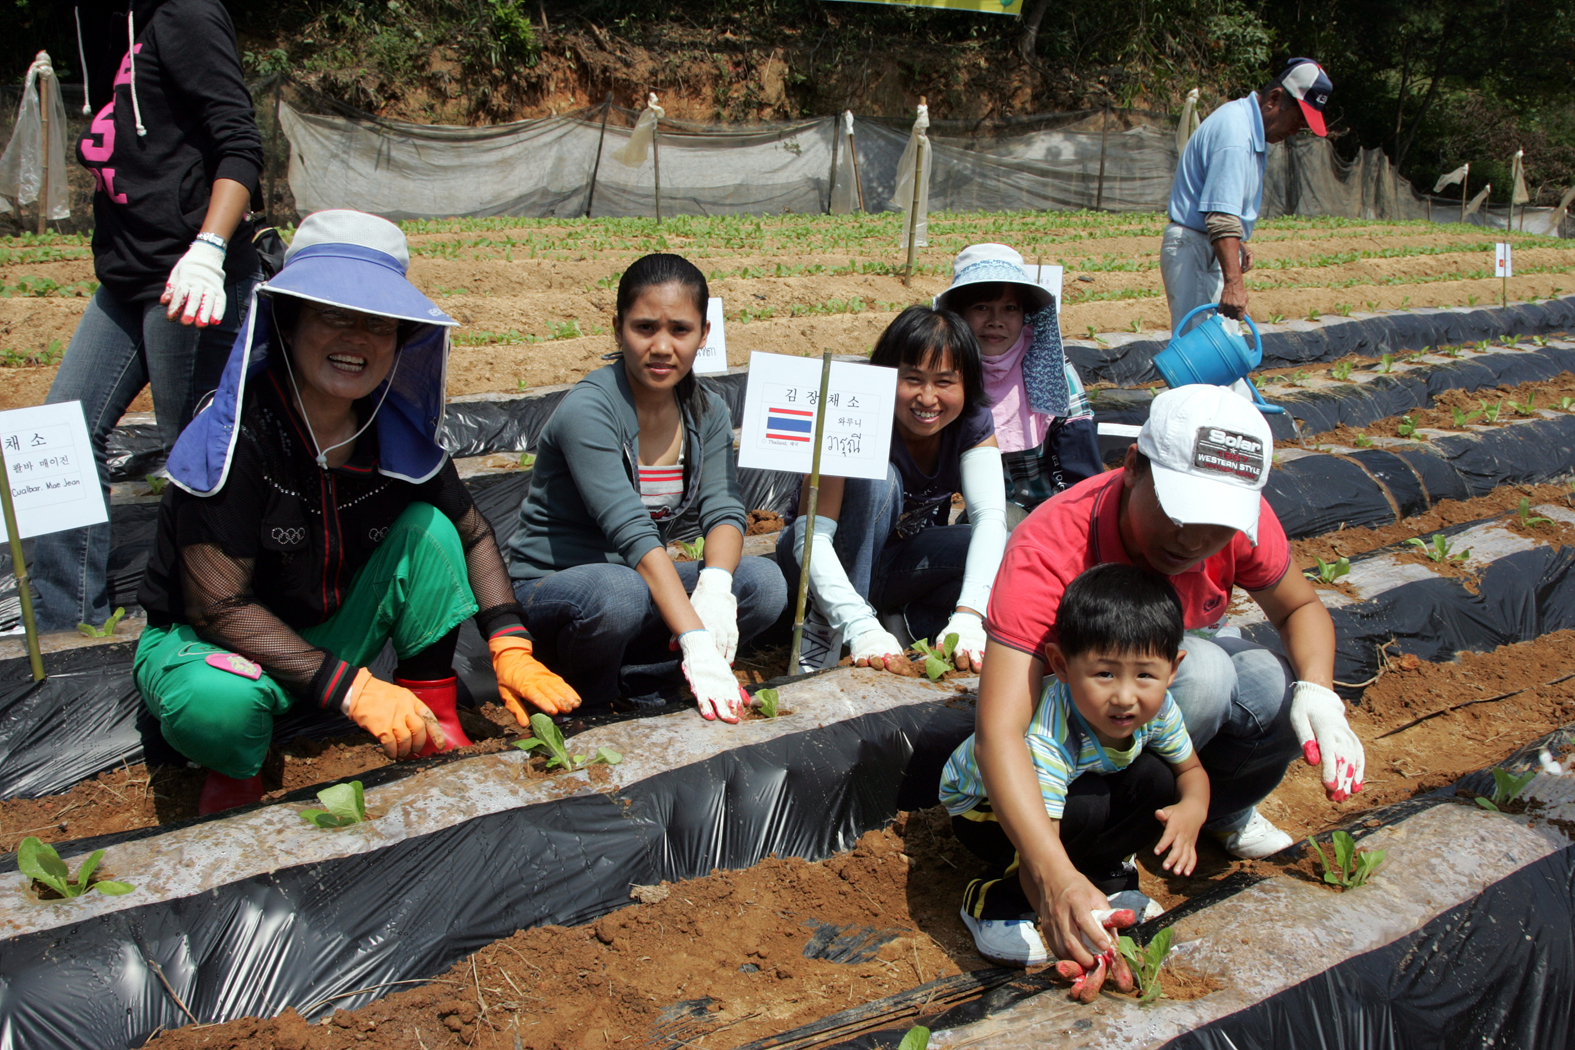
[6,219,1573,413]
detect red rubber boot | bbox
[198,771,265,815]
[395,674,473,756]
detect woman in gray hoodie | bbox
[506,254,787,722]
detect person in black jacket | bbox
[31,0,264,631]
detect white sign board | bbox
[737,352,897,480]
[692,297,729,375]
[1494,243,1513,278]
[0,402,108,541]
[1032,263,1064,316]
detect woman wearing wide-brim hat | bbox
[136,209,578,814]
[934,244,1102,521]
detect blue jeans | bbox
[774,464,971,643]
[513,556,788,709]
[1171,632,1302,832]
[31,278,257,631]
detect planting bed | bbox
[44,631,1573,1050]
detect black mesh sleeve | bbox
[422,461,528,641]
[180,543,355,710]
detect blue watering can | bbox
[1152,303,1285,415]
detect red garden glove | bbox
[1054,908,1138,1003]
[344,668,441,760]
[489,636,581,724]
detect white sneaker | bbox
[1217,810,1294,860]
[959,909,1049,967]
[796,615,842,674]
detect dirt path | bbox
[129,630,1575,1050]
[4,216,1571,411]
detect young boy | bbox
[939,563,1209,967]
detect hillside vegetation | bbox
[7,0,1575,203]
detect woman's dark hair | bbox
[943,281,1030,315]
[1055,564,1184,661]
[869,305,990,410]
[613,252,713,421]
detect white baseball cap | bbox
[1137,385,1274,544]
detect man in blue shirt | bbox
[1162,59,1333,335]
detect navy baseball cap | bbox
[1276,58,1332,137]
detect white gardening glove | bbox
[688,567,739,663]
[677,629,747,723]
[1289,681,1365,802]
[938,610,987,672]
[161,239,227,327]
[849,626,907,671]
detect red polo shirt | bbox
[986,470,1292,658]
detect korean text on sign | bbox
[0,402,109,541]
[737,352,898,481]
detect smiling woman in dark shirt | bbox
[137,210,576,813]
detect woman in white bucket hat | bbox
[935,244,1101,521]
[135,210,578,814]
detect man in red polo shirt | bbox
[972,384,1363,968]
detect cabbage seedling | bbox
[1332,361,1354,381]
[1450,404,1482,427]
[753,687,780,718]
[675,536,705,561]
[1115,926,1173,1002]
[300,781,367,829]
[1306,830,1385,889]
[1305,556,1350,585]
[514,713,623,771]
[1396,415,1417,437]
[17,837,134,898]
[1515,497,1552,529]
[1480,399,1503,423]
[1474,767,1537,811]
[77,606,125,638]
[1377,353,1396,374]
[1406,534,1469,564]
[911,633,960,680]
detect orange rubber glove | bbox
[344,668,442,760]
[490,636,582,723]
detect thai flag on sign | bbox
[766,407,814,442]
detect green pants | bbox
[135,502,479,778]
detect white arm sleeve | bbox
[791,515,881,641]
[956,445,1009,615]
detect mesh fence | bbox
[3,77,1569,236]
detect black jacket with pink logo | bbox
[76,0,263,302]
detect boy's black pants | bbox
[952,751,1175,920]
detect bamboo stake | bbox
[848,116,865,212]
[651,98,662,225]
[1094,104,1110,212]
[36,63,51,236]
[1461,168,1469,224]
[0,439,46,682]
[787,351,836,673]
[901,98,925,286]
[585,93,612,218]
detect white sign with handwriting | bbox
[692,298,729,375]
[737,352,897,480]
[0,402,109,541]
